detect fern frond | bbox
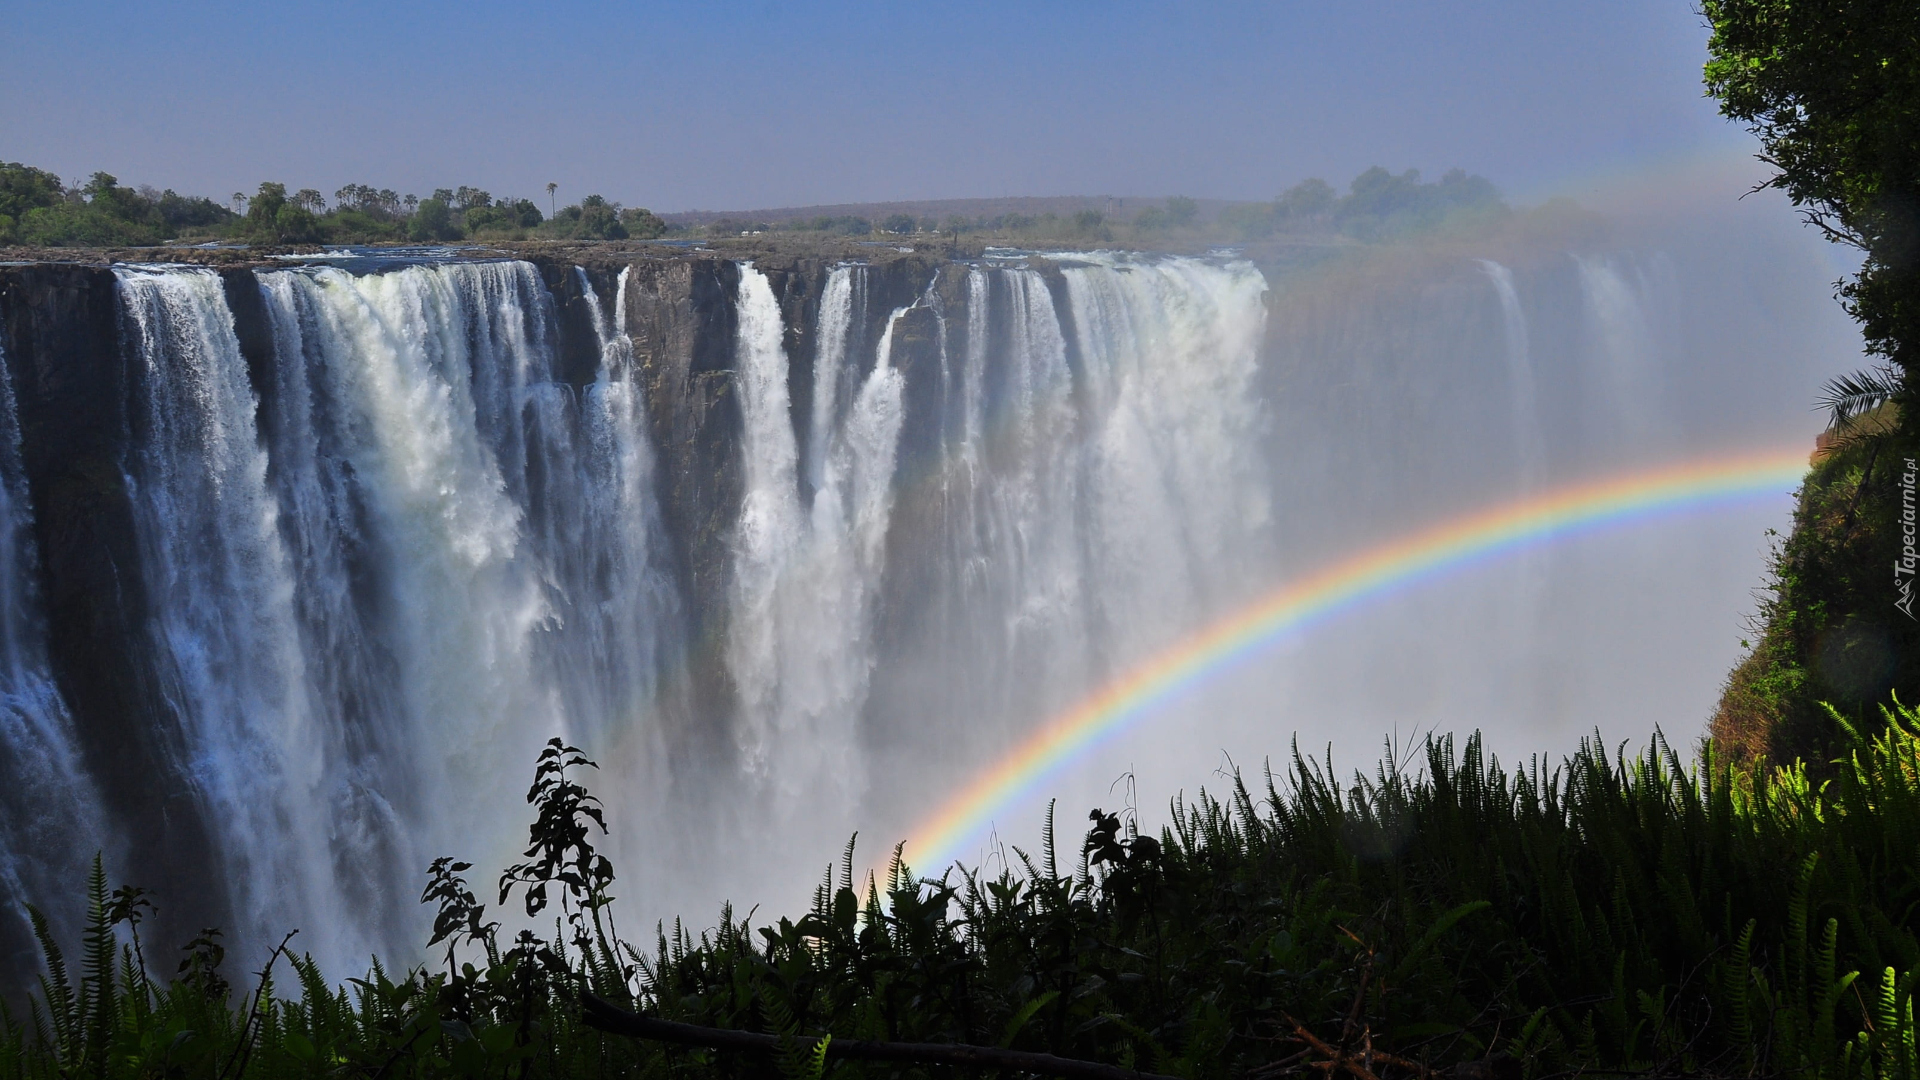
[80,854,116,1060]
[27,906,74,1061]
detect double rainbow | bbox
[901,448,1810,871]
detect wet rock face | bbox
[532,258,616,391]
[614,256,748,755]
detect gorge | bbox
[0,214,1858,987]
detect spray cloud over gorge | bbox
[0,186,1862,979]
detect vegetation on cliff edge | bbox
[1702,0,1920,762]
[1713,414,1920,764]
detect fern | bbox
[78,854,115,1073]
[27,905,75,1064]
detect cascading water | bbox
[0,222,1860,978]
[1479,260,1545,490]
[0,319,106,971]
[1058,253,1271,663]
[119,266,346,959]
[859,254,1271,818]
[726,263,905,820]
[98,260,686,972]
[571,266,678,761]
[1575,255,1674,455]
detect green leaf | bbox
[1390,900,1491,984]
[283,1030,317,1061]
[998,990,1060,1048]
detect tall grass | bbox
[10,709,1920,1078]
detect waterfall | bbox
[726,264,905,819]
[118,266,347,958]
[572,267,676,759]
[1059,253,1270,663]
[860,254,1270,811]
[108,260,682,971]
[0,318,105,964]
[254,260,690,957]
[256,262,553,967]
[1479,260,1546,489]
[1575,255,1669,452]
[938,264,1089,733]
[0,227,1848,975]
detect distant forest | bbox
[0,161,1513,248]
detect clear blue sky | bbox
[1,1,1747,213]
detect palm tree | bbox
[547,182,558,217]
[1818,364,1903,437]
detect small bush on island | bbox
[13,704,1920,1077]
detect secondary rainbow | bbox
[902,448,1811,870]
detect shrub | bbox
[408,198,459,242]
[617,207,667,239]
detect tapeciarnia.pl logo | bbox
[1899,457,1918,620]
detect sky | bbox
[3,1,1750,213]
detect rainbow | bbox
[901,448,1810,871]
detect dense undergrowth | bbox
[1714,417,1920,764]
[11,706,1920,1078]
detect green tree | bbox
[0,161,64,223]
[12,171,167,246]
[245,181,289,241]
[464,197,543,236]
[1164,195,1199,227]
[1275,177,1336,220]
[1333,166,1504,240]
[409,197,460,241]
[576,195,627,239]
[1704,0,1920,430]
[546,196,627,240]
[274,203,321,243]
[618,206,667,239]
[880,212,917,234]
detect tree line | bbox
[0,166,670,247]
[1,160,1520,251]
